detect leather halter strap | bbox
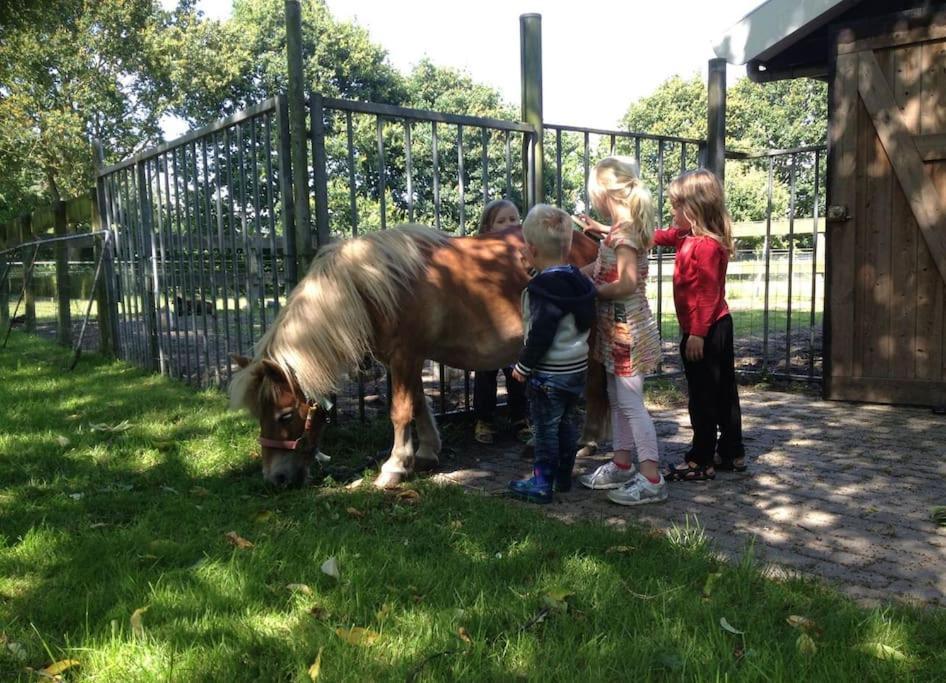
[258,401,321,454]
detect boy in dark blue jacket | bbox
[510,205,597,503]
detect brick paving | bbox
[432,389,946,607]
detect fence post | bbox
[520,13,544,208]
[275,94,297,288]
[90,186,116,357]
[54,200,73,346]
[20,215,36,332]
[310,93,331,249]
[136,160,160,371]
[0,222,8,331]
[285,0,313,282]
[707,57,727,181]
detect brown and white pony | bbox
[230,224,607,488]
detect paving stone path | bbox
[432,389,946,607]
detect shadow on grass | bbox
[1,332,944,681]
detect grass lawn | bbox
[1,333,943,681]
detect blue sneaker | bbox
[508,469,553,504]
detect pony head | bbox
[230,354,330,487]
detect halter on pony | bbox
[257,390,334,458]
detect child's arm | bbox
[595,245,640,300]
[652,226,685,248]
[513,291,565,379]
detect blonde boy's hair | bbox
[668,169,735,256]
[588,156,655,249]
[478,198,518,234]
[522,204,573,260]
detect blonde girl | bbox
[656,169,744,480]
[574,156,667,506]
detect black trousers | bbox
[681,314,744,468]
[473,367,527,423]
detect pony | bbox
[230,224,608,488]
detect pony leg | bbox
[579,357,610,458]
[413,378,441,472]
[375,356,421,489]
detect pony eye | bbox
[278,411,295,423]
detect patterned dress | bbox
[592,230,661,377]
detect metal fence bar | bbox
[213,131,234,381]
[205,135,223,382]
[785,153,797,375]
[377,116,387,230]
[656,141,665,345]
[809,149,821,380]
[225,127,244,358]
[185,142,204,383]
[405,121,414,223]
[504,131,512,198]
[555,129,563,207]
[458,125,465,235]
[162,153,183,378]
[135,159,160,372]
[261,113,280,330]
[238,123,255,368]
[194,138,213,379]
[762,155,774,370]
[582,131,590,212]
[432,122,441,230]
[481,127,489,206]
[150,157,172,376]
[172,147,193,380]
[323,96,533,133]
[346,112,360,236]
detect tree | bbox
[0,0,172,222]
[169,0,406,125]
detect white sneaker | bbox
[578,460,636,490]
[607,472,668,506]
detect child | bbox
[472,199,530,444]
[655,169,745,480]
[508,204,596,504]
[574,156,667,506]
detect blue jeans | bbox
[526,371,585,476]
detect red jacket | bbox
[652,227,730,337]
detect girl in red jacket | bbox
[656,169,745,480]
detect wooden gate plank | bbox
[918,41,946,381]
[891,44,921,380]
[857,50,946,289]
[827,52,860,385]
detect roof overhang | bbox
[714,0,858,65]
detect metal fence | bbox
[2,92,826,420]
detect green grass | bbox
[1,333,944,681]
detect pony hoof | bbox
[374,471,404,489]
[576,443,597,459]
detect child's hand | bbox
[511,368,527,383]
[574,214,609,237]
[684,335,704,362]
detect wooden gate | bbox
[826,10,946,405]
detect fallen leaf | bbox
[254,510,273,522]
[457,627,473,644]
[225,531,254,549]
[719,617,744,635]
[397,489,421,504]
[90,522,109,529]
[69,493,84,500]
[5,640,27,661]
[55,435,71,448]
[449,520,463,530]
[786,615,821,635]
[308,605,329,620]
[857,642,907,661]
[542,589,574,612]
[161,485,179,494]
[605,545,635,555]
[308,648,323,680]
[345,478,364,490]
[931,506,946,526]
[335,626,379,646]
[130,606,148,639]
[320,556,340,579]
[345,507,365,519]
[190,486,210,497]
[41,659,81,676]
[797,633,817,656]
[89,420,132,433]
[287,583,313,595]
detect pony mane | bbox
[229,224,448,414]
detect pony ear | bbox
[231,353,252,369]
[260,359,291,389]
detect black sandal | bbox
[714,455,748,472]
[665,462,716,482]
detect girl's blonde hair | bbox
[588,156,655,249]
[478,198,518,234]
[668,169,735,257]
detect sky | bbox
[161,0,763,137]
